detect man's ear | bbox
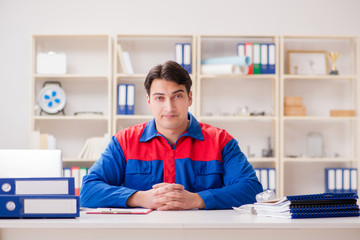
[146,95,151,110]
[188,91,193,106]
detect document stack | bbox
[253,193,360,219]
[0,177,79,218]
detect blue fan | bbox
[38,81,66,115]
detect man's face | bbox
[147,78,192,134]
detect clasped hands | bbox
[127,183,205,211]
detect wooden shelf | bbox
[33,74,109,79]
[199,74,276,80]
[283,74,356,80]
[63,158,97,163]
[283,157,356,163]
[114,115,153,120]
[248,157,277,163]
[200,116,276,121]
[283,116,357,121]
[34,115,108,121]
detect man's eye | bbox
[175,94,183,99]
[155,96,164,101]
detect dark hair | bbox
[144,60,192,96]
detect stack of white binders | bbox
[0,177,79,218]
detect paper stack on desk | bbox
[254,193,360,219]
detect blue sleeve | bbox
[79,136,137,208]
[197,138,263,209]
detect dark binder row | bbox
[287,193,359,219]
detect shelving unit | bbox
[279,35,359,196]
[197,35,280,194]
[30,35,112,168]
[28,34,359,198]
[113,34,196,134]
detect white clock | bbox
[37,81,66,115]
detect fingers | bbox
[153,184,185,195]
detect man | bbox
[80,60,262,210]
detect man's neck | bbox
[157,120,190,146]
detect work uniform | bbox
[80,113,263,209]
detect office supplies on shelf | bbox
[201,64,241,75]
[175,43,192,73]
[268,43,276,74]
[306,132,323,158]
[0,195,79,218]
[175,43,183,67]
[0,177,75,195]
[253,43,261,74]
[183,43,192,73]
[201,56,250,66]
[255,168,276,192]
[126,84,135,115]
[36,52,67,74]
[0,150,62,178]
[117,83,127,114]
[330,110,355,117]
[117,44,127,73]
[253,193,360,219]
[325,168,358,193]
[122,52,134,74]
[260,43,268,74]
[86,208,153,214]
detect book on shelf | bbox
[78,133,110,160]
[31,131,56,150]
[253,193,360,219]
[117,44,134,74]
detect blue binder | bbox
[175,43,183,68]
[0,177,75,195]
[117,83,127,115]
[126,84,135,115]
[183,43,192,74]
[0,195,79,218]
[268,43,276,74]
[260,43,268,74]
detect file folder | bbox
[253,43,261,74]
[268,43,276,74]
[0,177,75,195]
[0,195,79,218]
[183,43,192,74]
[117,84,127,114]
[175,43,183,67]
[244,43,253,74]
[260,43,268,74]
[126,84,135,115]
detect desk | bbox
[0,210,360,240]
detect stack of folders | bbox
[0,177,79,218]
[254,193,360,219]
[325,168,358,193]
[175,43,192,74]
[254,168,276,192]
[237,42,276,74]
[117,83,135,115]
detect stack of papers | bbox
[253,193,360,219]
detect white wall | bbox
[0,0,359,149]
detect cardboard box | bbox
[284,106,306,116]
[284,96,303,107]
[330,110,355,117]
